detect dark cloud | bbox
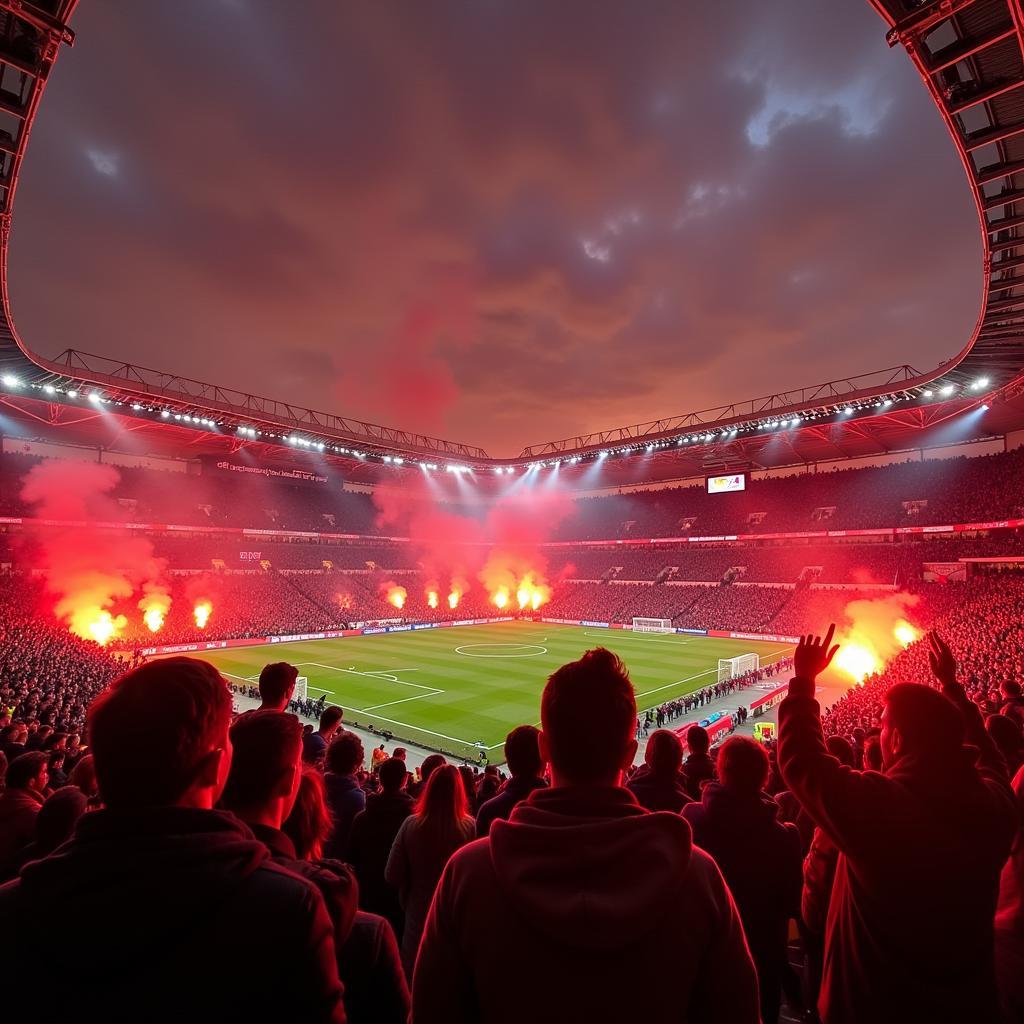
[9,0,977,454]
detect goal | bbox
[717,653,759,682]
[293,675,309,702]
[632,617,673,634]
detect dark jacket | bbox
[683,782,801,1020]
[249,823,359,958]
[324,773,366,859]
[779,681,1017,1024]
[0,806,345,1024]
[346,790,414,931]
[626,765,692,814]
[682,751,716,798]
[412,784,759,1024]
[0,787,44,878]
[341,911,410,1024]
[475,775,547,836]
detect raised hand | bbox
[794,624,840,682]
[927,630,957,688]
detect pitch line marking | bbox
[298,663,436,690]
[583,630,692,646]
[362,689,445,712]
[454,643,548,658]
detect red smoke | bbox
[20,461,168,646]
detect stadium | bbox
[0,2,1023,1023]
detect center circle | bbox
[454,643,548,658]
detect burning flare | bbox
[385,584,407,610]
[492,587,510,610]
[72,608,127,647]
[894,620,920,648]
[448,589,460,609]
[427,590,439,609]
[834,643,882,684]
[138,584,172,634]
[194,601,213,629]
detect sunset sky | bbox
[9,0,980,455]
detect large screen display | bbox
[706,473,747,494]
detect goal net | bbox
[632,617,673,634]
[293,675,309,702]
[717,653,759,682]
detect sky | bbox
[9,0,980,456]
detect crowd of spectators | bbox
[1,583,1022,1020]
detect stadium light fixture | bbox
[160,410,169,418]
[2,374,19,387]
[883,399,893,407]
[981,404,990,411]
[940,384,954,396]
[922,390,933,398]
[88,393,101,404]
[66,389,78,398]
[43,384,55,395]
[842,407,853,415]
[972,377,990,390]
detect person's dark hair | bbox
[48,750,65,768]
[718,737,769,792]
[43,732,67,751]
[685,724,710,756]
[419,753,447,785]
[541,648,635,784]
[326,731,364,775]
[864,735,883,771]
[319,706,344,731]
[393,747,408,761]
[88,657,231,808]
[33,787,87,855]
[378,757,408,793]
[222,711,302,811]
[825,735,856,768]
[416,764,471,841]
[283,767,332,861]
[7,751,48,789]
[884,684,965,757]
[258,662,298,706]
[645,729,684,776]
[1002,680,1023,699]
[68,754,97,798]
[504,725,543,778]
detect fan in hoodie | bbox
[0,656,346,1024]
[411,647,760,1024]
[779,628,1017,1024]
[683,736,802,1024]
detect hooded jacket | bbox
[779,683,1017,1024]
[475,774,547,836]
[627,764,692,813]
[411,784,759,1024]
[0,806,345,1024]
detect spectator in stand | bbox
[284,767,410,1024]
[323,731,367,859]
[476,725,548,836]
[626,729,691,813]
[682,724,716,799]
[0,751,48,878]
[386,764,476,979]
[256,661,298,712]
[372,743,388,771]
[347,756,415,939]
[407,753,446,800]
[987,714,1024,778]
[0,657,346,1023]
[683,737,802,1024]
[68,753,99,807]
[995,764,1024,1021]
[412,648,759,1024]
[304,706,345,767]
[779,628,1017,1024]
[11,786,87,874]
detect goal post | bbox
[717,653,759,682]
[632,617,673,634]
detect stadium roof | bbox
[2,0,1024,488]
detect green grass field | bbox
[194,621,794,762]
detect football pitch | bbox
[195,621,794,762]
